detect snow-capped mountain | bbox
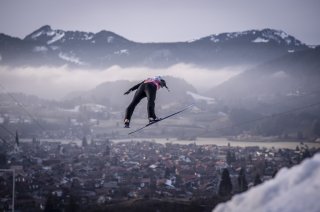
[193,29,304,48]
[0,26,311,69]
[24,25,131,46]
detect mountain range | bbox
[0,25,312,69]
[1,26,320,138]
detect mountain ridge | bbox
[0,25,311,69]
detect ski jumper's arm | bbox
[124,81,144,95]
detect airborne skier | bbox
[123,76,169,128]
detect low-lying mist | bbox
[0,64,244,100]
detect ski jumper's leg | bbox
[145,83,157,119]
[125,84,146,121]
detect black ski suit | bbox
[124,81,158,121]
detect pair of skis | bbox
[128,104,194,135]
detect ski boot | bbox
[124,119,130,128]
[148,117,161,124]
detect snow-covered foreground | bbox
[213,153,320,212]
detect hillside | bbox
[207,47,320,110]
[213,153,320,212]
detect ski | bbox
[128,104,194,135]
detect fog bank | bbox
[0,64,243,100]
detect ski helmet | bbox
[154,76,169,91]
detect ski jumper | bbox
[124,78,161,121]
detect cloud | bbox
[0,64,244,100]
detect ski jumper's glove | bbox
[124,81,143,95]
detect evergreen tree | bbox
[165,167,171,178]
[44,192,59,212]
[226,150,236,165]
[105,145,111,157]
[254,174,262,186]
[301,149,311,161]
[272,170,278,178]
[218,168,233,197]
[175,174,183,188]
[65,195,79,212]
[0,153,6,167]
[15,130,19,146]
[237,168,248,193]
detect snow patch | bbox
[210,36,220,43]
[252,37,269,43]
[58,52,85,65]
[225,31,250,39]
[149,164,157,169]
[260,29,302,46]
[84,33,93,40]
[114,49,129,55]
[213,153,320,212]
[288,49,295,53]
[165,179,175,188]
[46,31,55,37]
[31,27,64,44]
[47,31,65,44]
[262,31,281,44]
[187,39,197,43]
[186,91,215,104]
[229,32,242,38]
[50,46,59,51]
[33,46,48,52]
[107,36,114,43]
[31,31,44,39]
[275,30,289,40]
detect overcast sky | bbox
[0,0,320,45]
